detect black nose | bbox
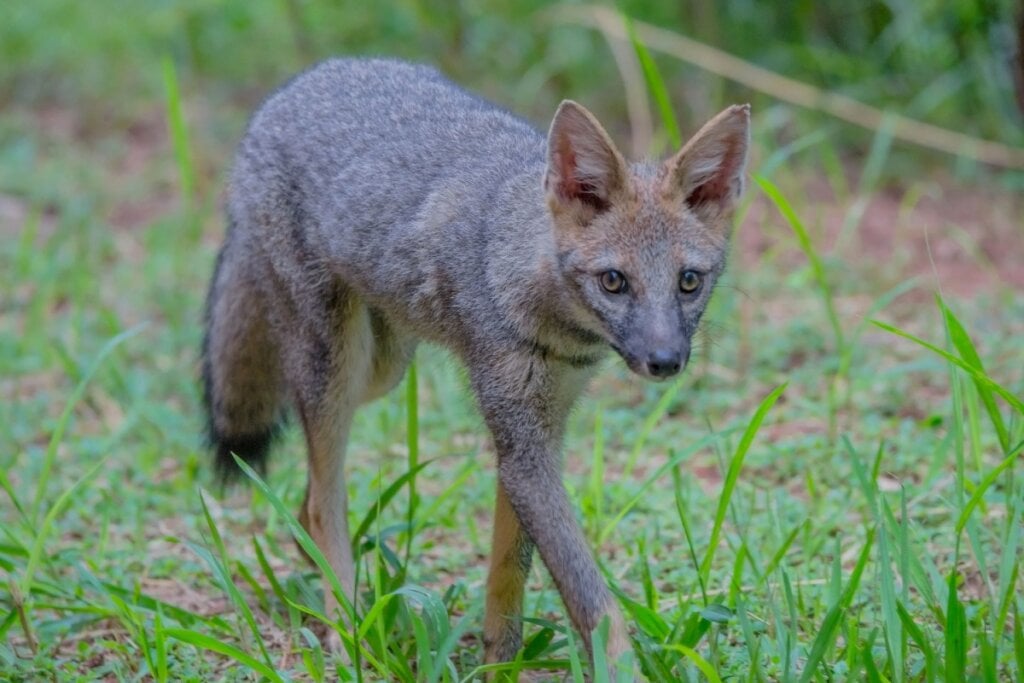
[646,349,682,378]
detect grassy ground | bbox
[2,2,1023,681]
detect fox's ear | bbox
[545,100,628,220]
[662,104,750,220]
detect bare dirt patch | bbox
[742,173,1024,298]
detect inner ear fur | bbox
[662,104,751,216]
[544,100,629,219]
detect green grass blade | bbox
[700,383,787,583]
[30,324,145,523]
[996,523,1021,651]
[153,607,169,683]
[862,630,886,683]
[403,358,419,573]
[877,522,903,682]
[161,55,196,219]
[601,429,729,544]
[353,459,433,549]
[196,492,272,665]
[252,536,291,627]
[799,527,875,683]
[591,617,610,683]
[871,319,1024,415]
[840,528,876,607]
[164,627,284,682]
[896,600,938,682]
[232,455,356,627]
[20,455,110,597]
[955,444,1023,535]
[0,470,29,531]
[1013,603,1024,679]
[836,277,921,382]
[759,128,830,177]
[661,643,722,682]
[587,408,607,540]
[624,373,687,477]
[624,16,681,149]
[755,176,843,351]
[944,562,966,683]
[638,537,657,609]
[673,464,706,604]
[799,604,843,683]
[616,588,669,640]
[427,602,481,683]
[755,521,803,589]
[938,297,1011,451]
[299,627,326,682]
[858,112,896,194]
[97,580,227,630]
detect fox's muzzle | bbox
[614,303,695,381]
[616,339,691,381]
[646,348,683,378]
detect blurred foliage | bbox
[0,0,1021,150]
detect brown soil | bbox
[741,173,1023,298]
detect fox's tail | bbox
[201,226,286,482]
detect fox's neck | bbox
[485,168,609,362]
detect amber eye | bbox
[679,270,702,294]
[600,270,627,294]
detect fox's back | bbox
[227,58,553,345]
[231,58,545,228]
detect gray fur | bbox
[202,57,749,673]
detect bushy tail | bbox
[201,233,285,483]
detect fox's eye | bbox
[679,270,702,294]
[600,270,627,294]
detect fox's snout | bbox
[645,347,685,379]
[631,343,691,381]
[616,333,692,381]
[626,305,694,381]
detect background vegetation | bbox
[1,1,1022,680]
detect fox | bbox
[202,57,750,675]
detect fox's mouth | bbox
[609,345,662,382]
[610,343,690,382]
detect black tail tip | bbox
[211,428,276,485]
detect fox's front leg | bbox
[475,360,631,674]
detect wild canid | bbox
[202,57,749,674]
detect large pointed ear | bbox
[544,100,629,222]
[662,104,750,220]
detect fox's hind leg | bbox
[278,291,373,650]
[202,232,287,478]
[483,482,535,664]
[292,303,417,631]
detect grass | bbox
[2,2,1023,681]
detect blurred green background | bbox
[3,0,1022,166]
[2,1,1023,681]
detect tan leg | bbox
[484,482,534,665]
[285,300,375,654]
[298,402,359,655]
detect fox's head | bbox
[544,101,750,381]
